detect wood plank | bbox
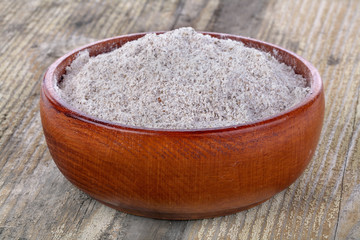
[0,0,359,239]
[335,37,360,240]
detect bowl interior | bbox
[43,32,322,133]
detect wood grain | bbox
[0,0,359,239]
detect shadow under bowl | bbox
[40,32,325,220]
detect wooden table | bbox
[1,0,359,239]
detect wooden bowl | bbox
[40,32,324,220]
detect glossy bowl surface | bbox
[40,32,324,220]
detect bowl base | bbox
[97,198,271,220]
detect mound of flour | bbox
[58,27,310,129]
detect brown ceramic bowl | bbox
[40,31,324,220]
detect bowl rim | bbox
[42,31,323,134]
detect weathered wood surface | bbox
[0,0,359,239]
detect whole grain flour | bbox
[57,27,310,129]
